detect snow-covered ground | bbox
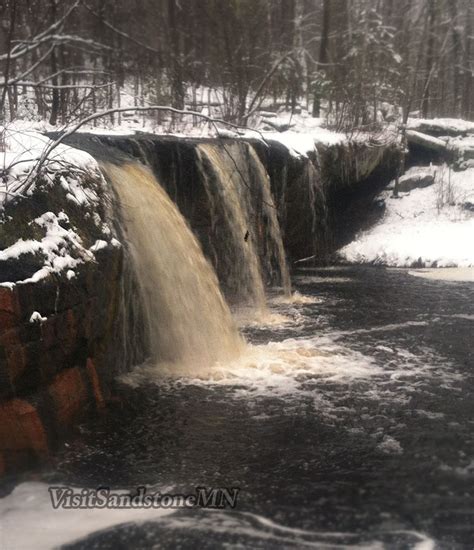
[339,164,474,268]
[408,267,474,282]
[407,117,474,135]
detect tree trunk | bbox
[48,0,60,126]
[312,0,330,117]
[447,0,461,116]
[421,0,436,118]
[462,2,473,119]
[0,1,17,121]
[168,0,185,110]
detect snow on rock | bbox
[216,128,241,139]
[0,124,117,286]
[1,210,114,286]
[397,168,435,192]
[241,126,346,158]
[406,123,474,171]
[0,123,103,207]
[1,212,97,285]
[0,282,15,290]
[339,165,474,268]
[218,125,346,158]
[89,239,108,252]
[29,311,47,323]
[264,131,320,158]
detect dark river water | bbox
[1,267,473,549]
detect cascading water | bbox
[300,155,328,260]
[196,142,291,309]
[267,145,328,264]
[101,161,244,374]
[247,145,292,297]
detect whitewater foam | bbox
[0,484,435,550]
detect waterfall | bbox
[264,143,328,264]
[101,161,244,374]
[196,142,291,308]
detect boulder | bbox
[397,171,435,192]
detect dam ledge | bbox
[1,118,465,474]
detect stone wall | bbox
[0,169,124,474]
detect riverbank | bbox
[339,164,474,268]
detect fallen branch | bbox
[406,130,449,154]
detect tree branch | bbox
[21,106,268,192]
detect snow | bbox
[407,117,474,135]
[9,91,352,158]
[406,119,474,168]
[264,131,320,158]
[2,93,377,164]
[406,130,447,149]
[0,122,103,207]
[0,482,174,550]
[0,124,117,287]
[409,268,474,282]
[0,211,115,286]
[29,311,47,323]
[339,165,474,268]
[0,282,15,290]
[189,112,347,157]
[89,239,108,252]
[0,212,87,285]
[0,238,44,261]
[260,128,346,157]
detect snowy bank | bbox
[407,118,474,137]
[338,164,474,268]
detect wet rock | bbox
[0,166,124,473]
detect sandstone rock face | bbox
[316,139,403,256]
[0,165,124,473]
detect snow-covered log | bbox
[406,130,450,154]
[407,118,474,138]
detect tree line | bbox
[1,0,473,130]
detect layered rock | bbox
[0,148,124,473]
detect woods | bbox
[1,0,473,129]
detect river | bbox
[1,267,473,549]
